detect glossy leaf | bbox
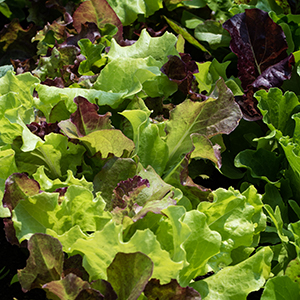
[194,20,231,50]
[70,221,183,283]
[191,247,273,299]
[223,8,294,91]
[106,0,163,26]
[198,186,266,271]
[12,185,111,241]
[107,29,178,64]
[120,109,169,175]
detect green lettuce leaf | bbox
[12,184,111,241]
[279,113,300,193]
[106,0,163,26]
[234,148,284,183]
[108,29,178,63]
[120,109,169,175]
[35,84,127,120]
[93,56,176,99]
[15,133,86,179]
[194,20,231,50]
[261,275,300,300]
[78,38,105,75]
[198,186,266,271]
[191,247,273,300]
[0,146,18,217]
[255,88,300,135]
[178,209,222,286]
[70,221,183,283]
[33,166,93,193]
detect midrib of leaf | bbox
[167,100,212,164]
[246,23,261,76]
[91,0,101,28]
[31,148,61,178]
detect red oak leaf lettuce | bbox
[223,8,294,120]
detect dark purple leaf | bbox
[144,279,202,299]
[223,8,293,90]
[58,96,112,138]
[3,173,41,212]
[161,53,207,100]
[27,121,61,140]
[62,254,89,282]
[18,233,64,292]
[107,252,153,300]
[223,8,295,120]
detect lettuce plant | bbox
[1,0,300,299]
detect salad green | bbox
[1,0,300,299]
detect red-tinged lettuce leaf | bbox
[90,279,118,300]
[223,9,294,120]
[43,273,90,300]
[107,252,153,300]
[3,173,41,212]
[72,0,123,42]
[111,175,150,210]
[110,175,176,223]
[61,22,101,49]
[144,278,202,299]
[59,96,112,138]
[18,233,64,292]
[223,8,291,89]
[164,78,242,175]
